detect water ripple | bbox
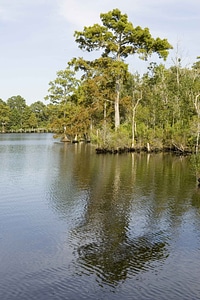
[1,136,200,300]
[1,264,95,300]
[71,230,169,288]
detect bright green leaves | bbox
[0,100,10,127]
[74,8,171,130]
[7,95,26,112]
[47,8,174,139]
[45,67,79,105]
[45,66,81,135]
[74,8,172,130]
[74,8,172,61]
[153,38,173,60]
[100,8,129,33]
[74,24,110,52]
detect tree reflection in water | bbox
[48,144,194,288]
[68,150,169,286]
[72,229,168,286]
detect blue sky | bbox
[0,0,199,105]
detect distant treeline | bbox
[0,97,51,133]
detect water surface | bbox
[0,133,200,300]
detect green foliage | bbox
[30,101,48,126]
[74,8,172,130]
[75,8,172,60]
[2,9,200,156]
[95,126,130,148]
[45,67,79,105]
[0,100,10,123]
[189,153,200,179]
[7,95,26,111]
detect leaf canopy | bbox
[74,8,173,61]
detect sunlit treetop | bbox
[74,8,173,61]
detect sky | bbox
[0,0,199,105]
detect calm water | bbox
[0,133,200,300]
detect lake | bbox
[0,133,200,300]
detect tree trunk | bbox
[196,120,200,154]
[132,109,136,148]
[194,94,200,153]
[115,78,120,130]
[104,101,107,143]
[131,91,142,148]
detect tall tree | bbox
[30,101,48,126]
[7,95,26,111]
[45,67,79,107]
[74,8,173,129]
[45,67,79,138]
[7,95,26,129]
[0,99,10,132]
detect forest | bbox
[1,9,200,154]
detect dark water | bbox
[0,133,200,300]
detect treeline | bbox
[0,96,50,133]
[43,57,200,153]
[1,9,200,154]
[44,9,200,153]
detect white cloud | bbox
[0,5,18,22]
[0,0,56,23]
[57,0,151,29]
[57,0,200,25]
[58,0,100,28]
